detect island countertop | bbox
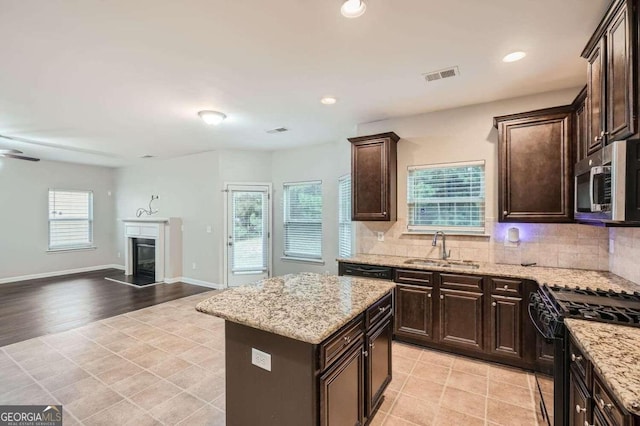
[195,272,395,344]
[565,319,640,416]
[338,254,640,293]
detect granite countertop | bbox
[338,254,640,293]
[195,272,395,344]
[565,319,640,416]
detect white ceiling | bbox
[0,0,610,167]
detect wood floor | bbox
[0,269,209,347]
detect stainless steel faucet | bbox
[432,231,451,260]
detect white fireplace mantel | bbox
[122,217,182,283]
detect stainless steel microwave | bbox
[574,140,640,224]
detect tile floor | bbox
[0,291,540,425]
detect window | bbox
[48,190,94,250]
[283,181,322,260]
[338,175,353,257]
[407,160,485,233]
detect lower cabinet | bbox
[569,369,590,426]
[394,283,433,341]
[366,318,393,417]
[439,288,484,351]
[489,295,522,358]
[320,344,365,426]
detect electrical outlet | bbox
[192,262,197,270]
[107,191,112,196]
[181,225,184,232]
[117,252,121,258]
[609,239,615,254]
[377,232,384,242]
[251,348,272,371]
[206,225,212,233]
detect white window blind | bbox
[407,160,485,233]
[48,190,94,250]
[283,181,322,260]
[338,175,353,258]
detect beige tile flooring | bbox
[0,291,539,426]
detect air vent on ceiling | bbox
[140,155,155,159]
[266,127,289,134]
[423,66,460,83]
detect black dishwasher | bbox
[338,263,393,280]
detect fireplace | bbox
[133,238,156,278]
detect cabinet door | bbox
[349,133,398,222]
[497,109,573,222]
[569,370,590,426]
[536,334,555,375]
[489,295,523,359]
[575,95,588,162]
[439,288,483,351]
[366,319,392,418]
[587,38,606,153]
[394,284,433,342]
[320,345,365,426]
[606,4,635,141]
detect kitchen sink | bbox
[404,258,480,270]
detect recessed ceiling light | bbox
[198,110,227,126]
[341,0,366,18]
[502,51,527,63]
[320,97,338,105]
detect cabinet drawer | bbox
[320,316,364,371]
[366,292,392,330]
[593,374,625,426]
[568,337,589,384]
[394,269,433,286]
[489,277,522,296]
[440,274,483,293]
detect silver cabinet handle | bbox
[585,422,594,426]
[576,404,586,413]
[599,398,613,410]
[503,210,508,215]
[492,302,497,307]
[571,353,583,362]
[427,293,432,298]
[379,306,387,313]
[440,295,444,300]
[370,342,375,349]
[362,349,368,357]
[343,336,351,344]
[503,285,509,290]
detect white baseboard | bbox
[0,264,125,285]
[174,276,225,289]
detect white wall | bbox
[271,140,351,276]
[114,150,272,285]
[0,158,117,281]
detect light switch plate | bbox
[252,348,271,371]
[609,239,615,254]
[206,225,212,233]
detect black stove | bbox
[529,284,640,426]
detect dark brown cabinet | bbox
[489,295,522,359]
[348,132,399,221]
[439,274,484,352]
[569,370,590,426]
[582,0,636,146]
[394,270,434,342]
[573,86,589,162]
[320,344,365,426]
[494,106,574,223]
[366,318,392,417]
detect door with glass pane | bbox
[225,184,271,287]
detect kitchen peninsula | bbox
[196,272,395,426]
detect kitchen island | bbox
[196,272,395,426]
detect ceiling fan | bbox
[0,148,40,162]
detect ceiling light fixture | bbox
[341,0,366,18]
[198,110,227,126]
[502,51,527,63]
[320,96,338,105]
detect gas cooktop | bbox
[545,284,640,327]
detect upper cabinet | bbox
[348,132,399,221]
[582,0,636,146]
[573,86,588,163]
[494,106,574,223]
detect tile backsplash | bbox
[609,228,640,285]
[356,219,610,271]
